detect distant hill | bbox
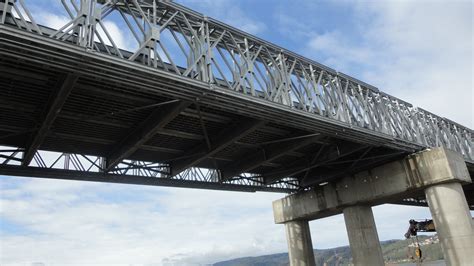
[214,235,443,266]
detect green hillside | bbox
[214,235,442,266]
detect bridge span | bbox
[0,1,472,265]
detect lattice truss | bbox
[0,146,300,191]
[0,0,472,163]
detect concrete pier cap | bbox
[273,147,471,224]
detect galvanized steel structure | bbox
[0,0,472,204]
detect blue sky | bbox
[1,0,473,265]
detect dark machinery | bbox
[404,219,436,239]
[404,219,436,263]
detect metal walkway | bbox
[0,0,472,203]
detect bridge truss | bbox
[0,0,472,198]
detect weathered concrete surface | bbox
[284,220,316,266]
[343,205,384,266]
[425,182,474,266]
[273,148,471,224]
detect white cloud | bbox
[36,11,134,51]
[3,176,464,265]
[99,20,136,51]
[36,12,68,30]
[307,31,373,70]
[304,0,473,127]
[367,1,472,127]
[0,177,288,265]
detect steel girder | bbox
[0,0,472,162]
[0,146,299,192]
[0,1,472,175]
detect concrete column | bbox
[425,182,474,266]
[284,220,315,266]
[272,148,471,265]
[343,205,384,266]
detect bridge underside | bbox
[0,25,472,208]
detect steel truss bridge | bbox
[0,0,472,207]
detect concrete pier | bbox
[343,205,384,266]
[284,220,315,266]
[425,182,474,266]
[272,148,472,266]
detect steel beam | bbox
[106,101,190,171]
[264,144,367,185]
[300,151,407,187]
[0,26,434,154]
[0,164,293,193]
[221,135,322,181]
[0,0,472,163]
[171,119,265,176]
[22,73,78,166]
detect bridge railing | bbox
[0,0,472,161]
